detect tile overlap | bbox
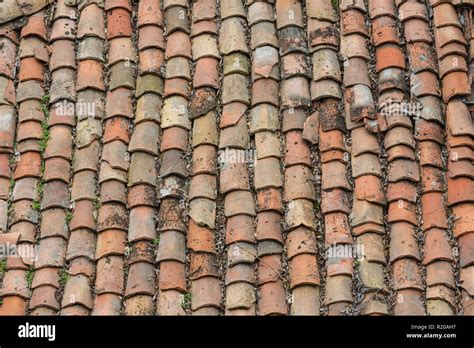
[0,0,472,316]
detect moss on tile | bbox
[58,268,70,286]
[25,269,35,288]
[180,291,192,311]
[0,260,7,277]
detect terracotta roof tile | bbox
[286,227,317,259]
[341,33,370,60]
[435,25,467,47]
[442,3,464,21]
[399,2,428,22]
[1,0,472,317]
[227,241,257,266]
[307,19,338,49]
[452,204,474,239]
[127,206,155,242]
[193,0,216,22]
[224,190,256,217]
[77,4,105,39]
[188,198,216,229]
[404,18,432,44]
[411,71,440,97]
[222,73,250,105]
[124,294,155,315]
[436,41,467,60]
[189,252,219,279]
[255,212,281,243]
[29,285,60,311]
[447,177,474,205]
[460,267,474,295]
[353,224,383,239]
[0,40,17,80]
[392,258,423,291]
[138,0,163,27]
[224,263,254,286]
[459,233,474,267]
[284,165,315,201]
[306,0,337,22]
[258,280,288,315]
[369,0,396,19]
[341,9,368,37]
[0,23,19,45]
[19,12,47,40]
[163,0,189,9]
[157,198,185,231]
[77,60,105,92]
[325,275,352,305]
[156,290,186,315]
[327,254,353,277]
[219,18,249,55]
[190,145,216,175]
[251,21,279,49]
[426,261,456,289]
[388,222,420,263]
[324,212,351,245]
[189,89,217,120]
[138,26,164,51]
[225,282,256,310]
[49,18,75,42]
[223,216,253,246]
[289,254,320,288]
[224,54,249,77]
[276,0,303,29]
[249,4,274,29]
[193,57,219,88]
[442,72,471,102]
[290,285,320,315]
[286,198,317,229]
[340,0,366,12]
[190,276,221,310]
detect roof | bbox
[0,0,473,316]
[0,0,53,25]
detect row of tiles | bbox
[0,0,473,315]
